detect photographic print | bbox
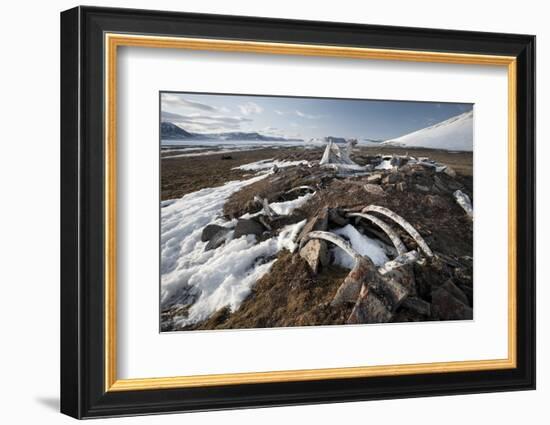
[160,92,474,332]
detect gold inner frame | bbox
[104,33,517,392]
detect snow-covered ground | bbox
[161,138,318,149]
[330,224,391,269]
[383,110,473,151]
[270,193,314,215]
[162,147,260,159]
[233,159,310,171]
[160,170,311,327]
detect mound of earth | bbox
[162,148,474,332]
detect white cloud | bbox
[161,93,218,112]
[274,110,285,115]
[161,110,252,134]
[239,102,263,115]
[296,110,322,119]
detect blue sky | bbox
[161,92,472,141]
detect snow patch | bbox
[163,148,258,159]
[270,193,314,216]
[330,225,390,268]
[161,175,309,327]
[234,159,310,171]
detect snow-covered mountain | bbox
[383,110,473,151]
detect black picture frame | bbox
[61,5,535,419]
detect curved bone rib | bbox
[362,205,433,257]
[378,250,420,275]
[348,212,407,255]
[286,185,316,194]
[300,230,360,261]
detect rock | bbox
[431,279,473,320]
[331,258,373,307]
[368,272,409,311]
[444,166,456,178]
[402,297,431,316]
[415,184,430,192]
[204,228,231,251]
[327,208,348,226]
[347,288,393,324]
[299,239,329,274]
[426,194,446,208]
[234,219,265,239]
[456,283,473,306]
[363,183,385,195]
[298,210,329,273]
[447,180,463,191]
[220,155,233,160]
[298,209,328,241]
[440,279,469,305]
[366,173,382,183]
[201,224,228,242]
[379,263,417,295]
[396,182,406,192]
[382,173,399,184]
[433,175,448,192]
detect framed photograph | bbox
[60,6,535,419]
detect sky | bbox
[161,92,473,141]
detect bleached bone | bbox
[300,230,360,261]
[302,230,408,312]
[320,141,337,166]
[362,205,434,257]
[348,212,407,255]
[258,215,272,231]
[253,195,277,218]
[286,185,316,195]
[341,139,358,164]
[453,190,473,219]
[320,139,362,169]
[378,250,420,275]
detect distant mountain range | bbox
[161,122,194,139]
[161,122,303,142]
